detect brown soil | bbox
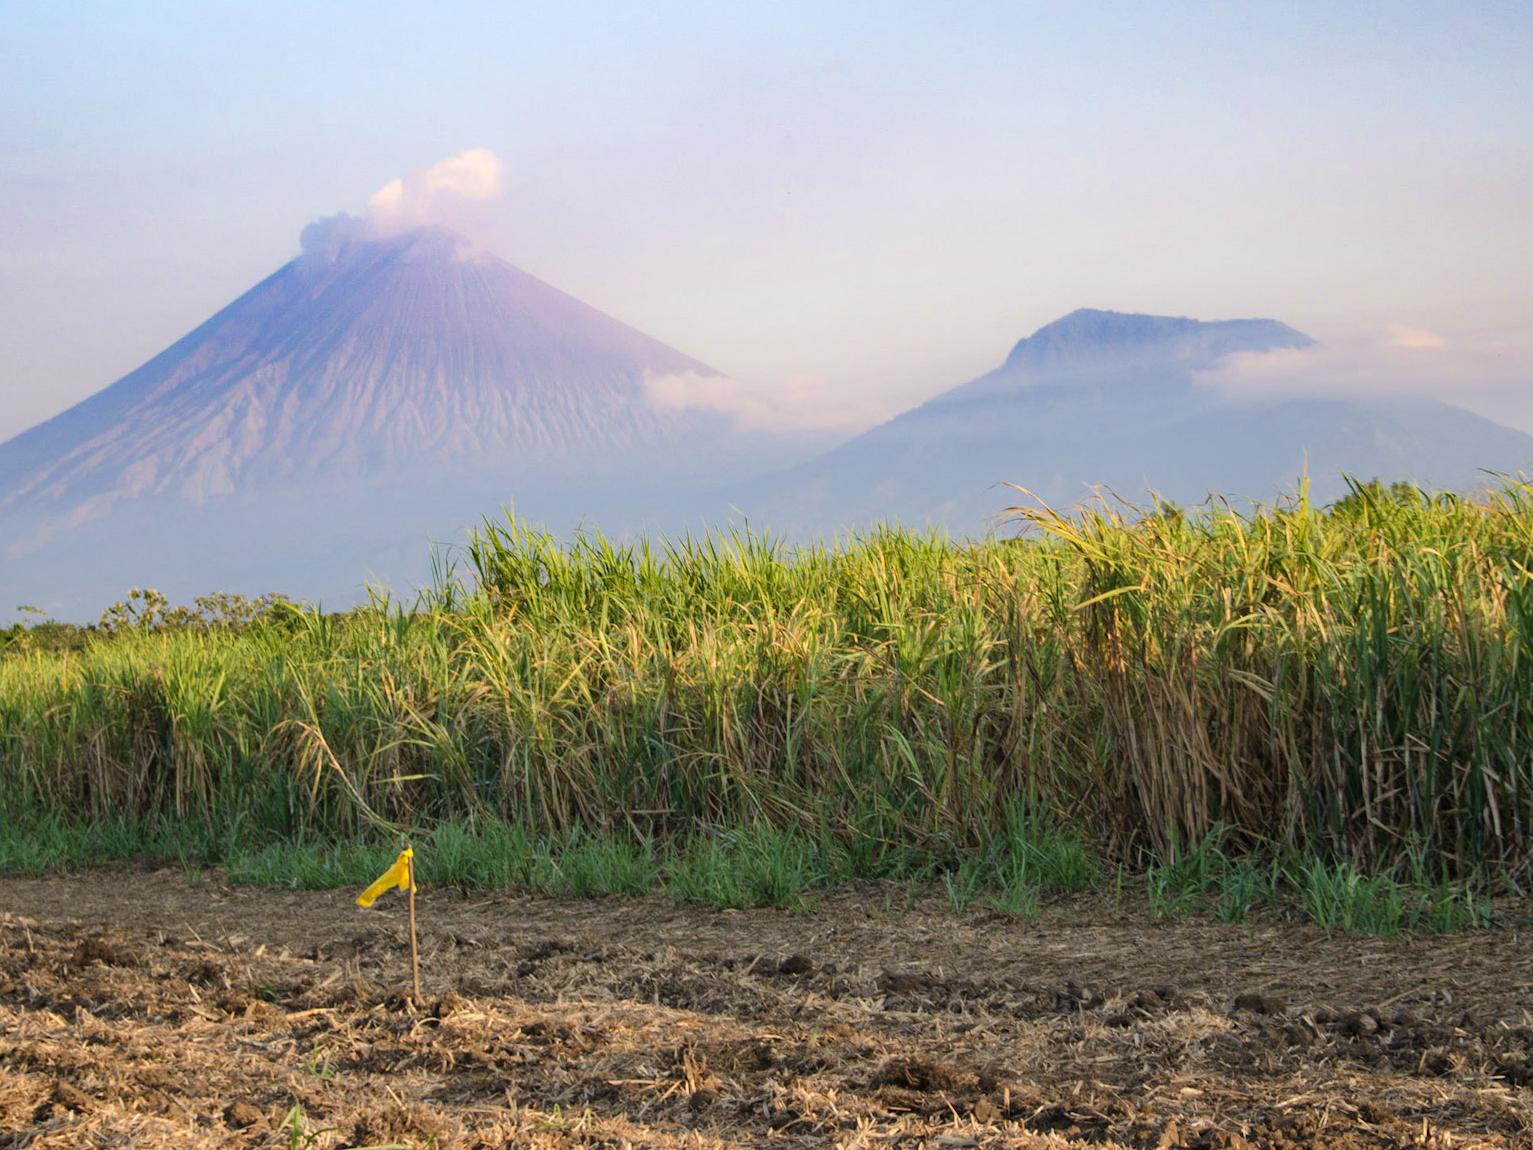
[2,872,1531,1148]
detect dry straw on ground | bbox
[3,873,1531,1148]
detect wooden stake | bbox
[406,849,422,1002]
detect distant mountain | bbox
[8,280,1531,619]
[0,226,806,616]
[736,308,1533,535]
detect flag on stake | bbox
[356,844,424,1002]
[357,847,414,907]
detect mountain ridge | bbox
[735,309,1533,534]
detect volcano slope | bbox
[3,875,1530,1149]
[0,225,802,617]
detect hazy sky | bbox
[3,1,1531,442]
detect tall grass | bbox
[3,479,1531,885]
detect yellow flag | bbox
[356,847,414,908]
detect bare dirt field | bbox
[2,873,1531,1148]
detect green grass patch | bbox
[0,814,228,876]
[0,812,1507,933]
[667,826,830,910]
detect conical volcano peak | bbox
[1004,308,1313,371]
[0,224,734,531]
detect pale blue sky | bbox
[3,1,1531,439]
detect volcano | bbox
[0,226,748,523]
[0,226,786,615]
[735,308,1533,535]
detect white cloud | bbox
[365,148,504,231]
[301,148,506,253]
[1386,324,1448,351]
[644,370,890,433]
[1195,325,1533,432]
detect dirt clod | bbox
[870,1054,975,1093]
[70,935,129,967]
[1341,1010,1381,1037]
[1232,991,1285,1015]
[52,1080,93,1112]
[222,1100,262,1128]
[776,953,814,976]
